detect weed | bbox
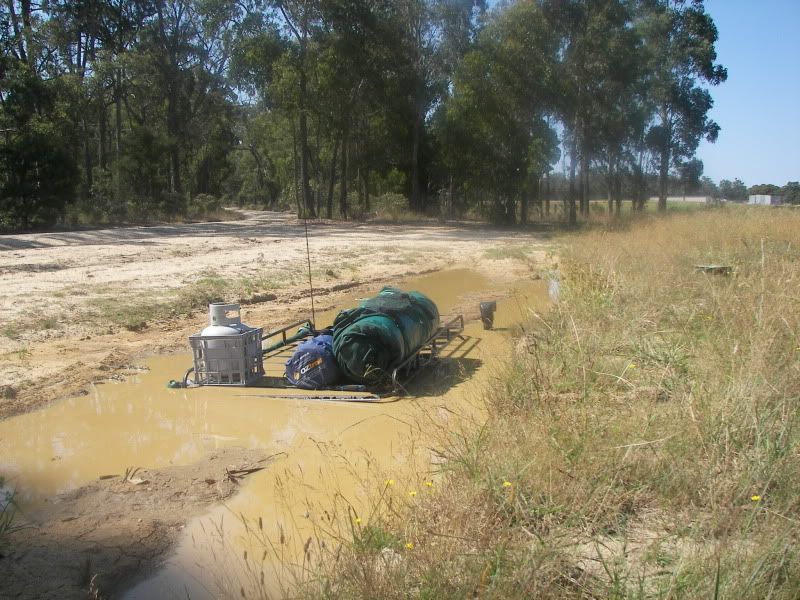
[15,347,31,364]
[1,324,21,340]
[0,477,28,555]
[90,297,160,331]
[175,275,228,313]
[40,317,60,330]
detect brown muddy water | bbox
[0,269,550,598]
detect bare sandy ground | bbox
[0,210,548,419]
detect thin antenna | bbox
[303,214,317,328]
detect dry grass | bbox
[276,207,800,598]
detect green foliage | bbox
[720,178,748,202]
[782,181,800,204]
[0,0,734,230]
[0,57,79,230]
[352,524,400,554]
[437,1,558,223]
[749,183,781,196]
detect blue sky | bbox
[697,0,800,186]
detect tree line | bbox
[712,180,800,204]
[0,0,726,231]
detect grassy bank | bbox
[298,207,800,598]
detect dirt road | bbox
[0,210,547,420]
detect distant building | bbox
[748,194,784,206]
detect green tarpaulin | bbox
[332,287,440,385]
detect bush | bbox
[190,193,222,217]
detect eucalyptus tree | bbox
[0,1,80,228]
[582,0,644,216]
[270,0,322,216]
[381,0,485,212]
[539,0,643,223]
[438,0,558,223]
[677,157,703,199]
[641,0,726,211]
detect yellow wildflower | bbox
[405,542,414,550]
[409,490,417,497]
[425,480,433,487]
[385,479,395,486]
[502,481,513,488]
[354,517,362,524]
[751,495,762,502]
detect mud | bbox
[1,447,275,599]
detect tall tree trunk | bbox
[520,190,529,225]
[315,119,322,217]
[297,67,314,216]
[326,137,339,219]
[658,108,670,212]
[410,93,423,211]
[363,170,370,212]
[166,89,182,195]
[658,148,669,212]
[339,123,349,219]
[448,175,454,218]
[98,104,108,171]
[568,134,578,225]
[114,70,123,204]
[614,175,622,216]
[579,147,589,217]
[606,156,614,216]
[82,114,92,200]
[636,159,646,212]
[356,134,364,211]
[292,123,301,215]
[545,172,551,217]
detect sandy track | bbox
[0,210,546,419]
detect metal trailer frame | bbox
[260,314,465,396]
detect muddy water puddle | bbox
[0,268,549,597]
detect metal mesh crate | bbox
[189,328,264,386]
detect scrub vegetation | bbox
[292,208,800,598]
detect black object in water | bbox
[479,301,497,330]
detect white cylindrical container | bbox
[202,303,252,336]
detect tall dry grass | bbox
[249,207,799,598]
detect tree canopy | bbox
[0,0,733,230]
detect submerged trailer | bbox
[180,291,466,399]
[260,313,465,396]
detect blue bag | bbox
[285,334,341,389]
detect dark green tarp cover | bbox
[332,287,440,385]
